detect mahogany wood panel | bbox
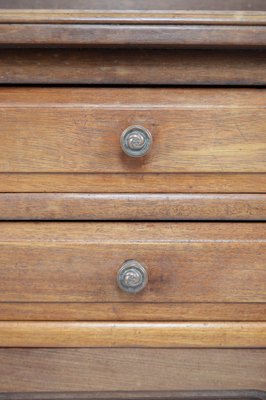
[1,303,265,322]
[0,348,265,391]
[0,322,265,347]
[1,173,265,193]
[1,193,265,220]
[1,10,266,25]
[0,88,265,173]
[0,24,265,47]
[0,222,264,303]
[1,0,265,11]
[1,49,265,86]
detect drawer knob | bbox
[120,126,152,157]
[117,260,148,293]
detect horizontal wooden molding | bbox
[0,24,265,47]
[0,193,265,220]
[0,322,265,348]
[0,391,265,400]
[0,49,265,86]
[1,10,266,25]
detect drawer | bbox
[1,88,265,173]
[0,348,265,392]
[0,88,265,193]
[0,222,265,321]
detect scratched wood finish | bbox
[1,173,266,193]
[0,24,265,47]
[1,303,265,322]
[1,49,265,86]
[1,0,265,11]
[0,222,264,304]
[0,322,265,348]
[0,348,265,391]
[0,88,265,174]
[1,193,265,220]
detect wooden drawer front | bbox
[0,222,265,306]
[0,349,265,392]
[0,88,265,174]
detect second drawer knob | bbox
[117,260,148,293]
[120,125,152,157]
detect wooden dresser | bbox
[0,1,265,399]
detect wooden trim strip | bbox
[1,303,265,322]
[0,49,266,86]
[0,193,265,220]
[0,24,265,47]
[0,391,265,400]
[0,322,265,347]
[0,10,266,25]
[1,173,265,193]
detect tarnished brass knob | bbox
[117,260,148,294]
[120,126,152,157]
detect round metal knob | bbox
[120,126,152,157]
[117,260,148,294]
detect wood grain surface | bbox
[1,303,265,322]
[1,2,265,395]
[0,24,265,47]
[0,88,265,173]
[1,49,265,86]
[0,222,264,303]
[1,10,266,25]
[1,173,265,193]
[0,348,265,391]
[0,322,265,347]
[0,193,265,220]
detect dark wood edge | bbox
[0,391,265,400]
[0,10,266,25]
